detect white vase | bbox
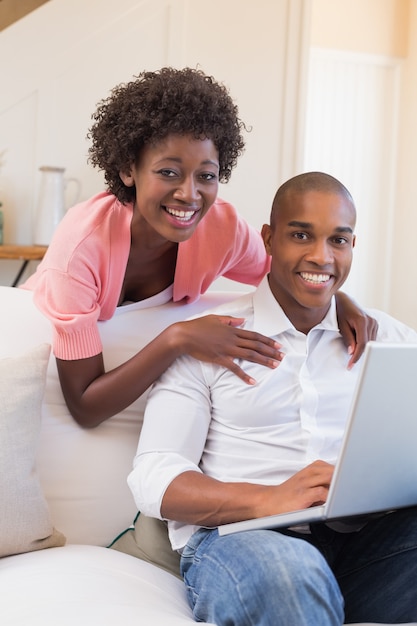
[33,166,81,246]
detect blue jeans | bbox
[180,506,417,625]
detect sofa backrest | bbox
[0,286,239,547]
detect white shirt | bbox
[128,277,417,551]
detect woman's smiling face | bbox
[120,134,220,243]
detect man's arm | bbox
[129,352,334,526]
[160,461,334,527]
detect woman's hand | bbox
[335,292,378,368]
[172,314,284,385]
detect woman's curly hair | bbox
[87,67,246,204]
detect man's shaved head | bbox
[270,172,355,228]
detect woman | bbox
[23,67,376,427]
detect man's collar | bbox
[252,276,339,338]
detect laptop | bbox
[219,341,417,536]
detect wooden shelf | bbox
[0,244,48,261]
[0,244,47,286]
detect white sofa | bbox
[0,285,414,626]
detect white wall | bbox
[391,1,417,328]
[1,0,415,329]
[311,0,409,57]
[0,0,308,288]
[307,0,417,328]
[303,49,401,311]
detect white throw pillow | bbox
[0,343,65,557]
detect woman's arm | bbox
[57,292,376,427]
[57,314,283,428]
[335,292,378,368]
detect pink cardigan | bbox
[23,192,270,359]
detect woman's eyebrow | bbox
[154,156,219,168]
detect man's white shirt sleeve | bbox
[128,351,213,518]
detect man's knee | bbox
[184,530,344,626]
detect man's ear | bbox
[119,168,135,187]
[352,234,356,248]
[261,223,273,255]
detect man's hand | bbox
[161,461,335,527]
[259,460,335,517]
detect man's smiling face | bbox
[262,188,356,332]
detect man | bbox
[128,172,417,625]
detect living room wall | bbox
[391,1,417,328]
[0,0,307,288]
[309,0,417,328]
[311,0,409,56]
[0,0,415,329]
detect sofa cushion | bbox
[0,343,66,558]
[0,544,213,625]
[110,512,181,579]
